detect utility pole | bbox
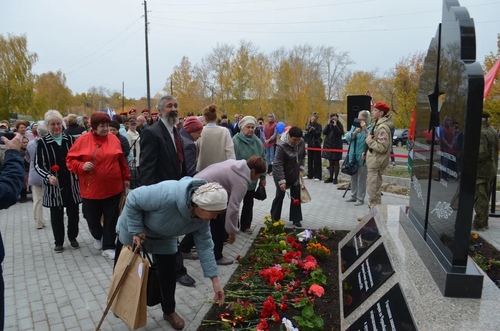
[144,0,151,111]
[170,79,173,95]
[122,81,125,112]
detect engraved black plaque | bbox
[346,284,417,331]
[342,244,394,318]
[341,218,381,272]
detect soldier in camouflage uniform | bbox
[365,102,394,209]
[473,110,499,230]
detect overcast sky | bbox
[1,0,499,100]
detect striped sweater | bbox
[34,134,82,207]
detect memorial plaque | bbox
[341,218,381,272]
[404,0,484,298]
[346,284,417,331]
[342,244,394,318]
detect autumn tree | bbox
[0,33,38,119]
[248,52,273,118]
[484,34,500,126]
[391,52,424,128]
[167,56,205,115]
[83,86,111,112]
[205,43,235,114]
[227,41,256,116]
[318,46,353,114]
[32,71,73,119]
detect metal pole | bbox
[144,0,151,111]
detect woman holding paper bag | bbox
[116,178,227,330]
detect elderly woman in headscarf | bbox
[116,178,227,330]
[232,116,266,233]
[34,110,82,253]
[66,112,130,260]
[344,110,373,206]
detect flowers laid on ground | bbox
[201,216,337,331]
[470,232,500,279]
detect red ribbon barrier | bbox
[304,146,409,159]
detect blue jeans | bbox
[265,145,275,166]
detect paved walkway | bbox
[1,175,498,330]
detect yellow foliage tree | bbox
[32,71,73,119]
[168,56,205,116]
[0,33,38,119]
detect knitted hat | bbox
[183,116,203,133]
[192,182,228,211]
[239,116,257,130]
[374,102,390,114]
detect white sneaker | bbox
[93,239,102,250]
[314,178,320,181]
[102,249,115,260]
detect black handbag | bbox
[341,135,358,176]
[253,185,267,201]
[142,246,163,307]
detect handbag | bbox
[253,185,267,201]
[118,189,129,215]
[299,176,311,203]
[341,136,358,176]
[142,246,164,307]
[108,245,149,329]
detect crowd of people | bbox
[0,98,420,330]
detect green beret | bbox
[482,110,491,119]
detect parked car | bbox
[393,129,409,146]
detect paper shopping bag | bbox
[299,176,311,203]
[108,245,149,329]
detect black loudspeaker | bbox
[347,95,372,130]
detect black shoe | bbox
[324,178,333,183]
[293,222,302,228]
[54,246,63,253]
[176,274,196,287]
[70,240,79,249]
[333,179,338,184]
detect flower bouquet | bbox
[50,164,63,209]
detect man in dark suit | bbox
[139,95,195,289]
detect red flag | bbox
[484,59,500,99]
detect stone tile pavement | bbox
[1,175,498,330]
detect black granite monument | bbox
[403,0,484,298]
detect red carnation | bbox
[292,198,300,206]
[51,164,60,173]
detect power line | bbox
[66,26,143,75]
[149,19,499,35]
[150,0,277,6]
[153,0,375,14]
[62,16,143,72]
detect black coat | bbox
[139,120,186,185]
[64,124,86,139]
[322,122,344,160]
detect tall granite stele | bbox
[402,0,484,298]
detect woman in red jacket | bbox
[66,112,130,260]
